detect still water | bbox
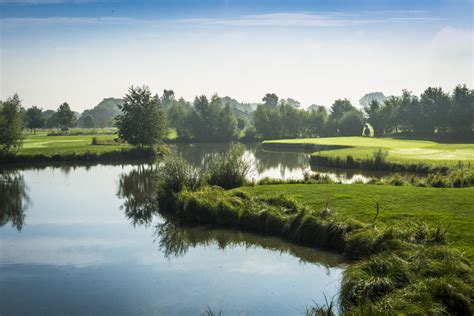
[172,142,397,183]
[0,164,343,315]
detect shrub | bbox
[157,154,203,194]
[372,148,388,167]
[206,144,251,189]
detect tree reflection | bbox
[117,165,341,268]
[170,143,311,178]
[117,165,160,226]
[0,170,30,231]
[153,217,340,269]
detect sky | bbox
[0,0,473,111]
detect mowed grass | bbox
[18,132,131,156]
[239,184,474,261]
[265,137,474,166]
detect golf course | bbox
[264,137,474,167]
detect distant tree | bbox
[116,86,167,147]
[338,110,365,136]
[45,113,58,129]
[55,102,76,130]
[449,84,473,136]
[420,87,450,134]
[280,98,301,108]
[365,99,384,136]
[236,117,246,130]
[253,103,282,139]
[262,93,279,107]
[82,114,96,128]
[0,94,24,154]
[327,99,356,135]
[329,99,355,121]
[359,92,386,108]
[25,106,45,134]
[304,106,327,137]
[160,89,176,111]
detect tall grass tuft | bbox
[206,144,251,189]
[157,154,203,194]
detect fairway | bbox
[18,132,131,156]
[264,137,474,166]
[239,184,474,261]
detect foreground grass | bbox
[264,137,474,167]
[239,184,474,262]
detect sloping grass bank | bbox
[1,133,162,164]
[157,183,473,314]
[263,137,474,171]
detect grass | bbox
[18,132,131,156]
[157,183,473,314]
[239,184,474,262]
[264,137,474,167]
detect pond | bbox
[171,142,404,183]
[0,164,343,315]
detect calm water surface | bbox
[172,143,403,183]
[0,164,343,315]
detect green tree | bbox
[262,93,279,107]
[449,84,473,136]
[25,106,45,134]
[56,102,76,130]
[116,86,167,147]
[338,110,365,136]
[83,114,96,128]
[420,87,450,134]
[304,106,327,137]
[0,94,24,154]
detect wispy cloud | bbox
[177,12,441,28]
[0,16,135,27]
[0,0,97,4]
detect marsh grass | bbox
[205,144,251,189]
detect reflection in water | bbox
[171,143,312,180]
[171,142,407,183]
[154,220,341,268]
[0,170,30,230]
[117,165,159,226]
[1,165,344,315]
[117,167,341,268]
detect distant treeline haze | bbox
[1,84,473,143]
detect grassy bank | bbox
[239,184,474,262]
[263,137,474,169]
[0,132,161,164]
[19,132,131,156]
[155,168,473,313]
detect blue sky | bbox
[1,0,473,110]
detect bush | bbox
[157,154,203,194]
[206,145,251,189]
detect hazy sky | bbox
[1,0,473,111]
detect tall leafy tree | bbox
[0,94,24,154]
[56,102,76,130]
[25,106,45,134]
[116,86,167,147]
[82,114,96,128]
[449,84,473,136]
[262,93,279,107]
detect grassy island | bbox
[263,137,474,170]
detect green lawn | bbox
[19,133,131,156]
[264,137,474,166]
[239,184,474,261]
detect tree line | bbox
[1,83,472,153]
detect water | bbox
[171,142,400,183]
[0,165,343,315]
